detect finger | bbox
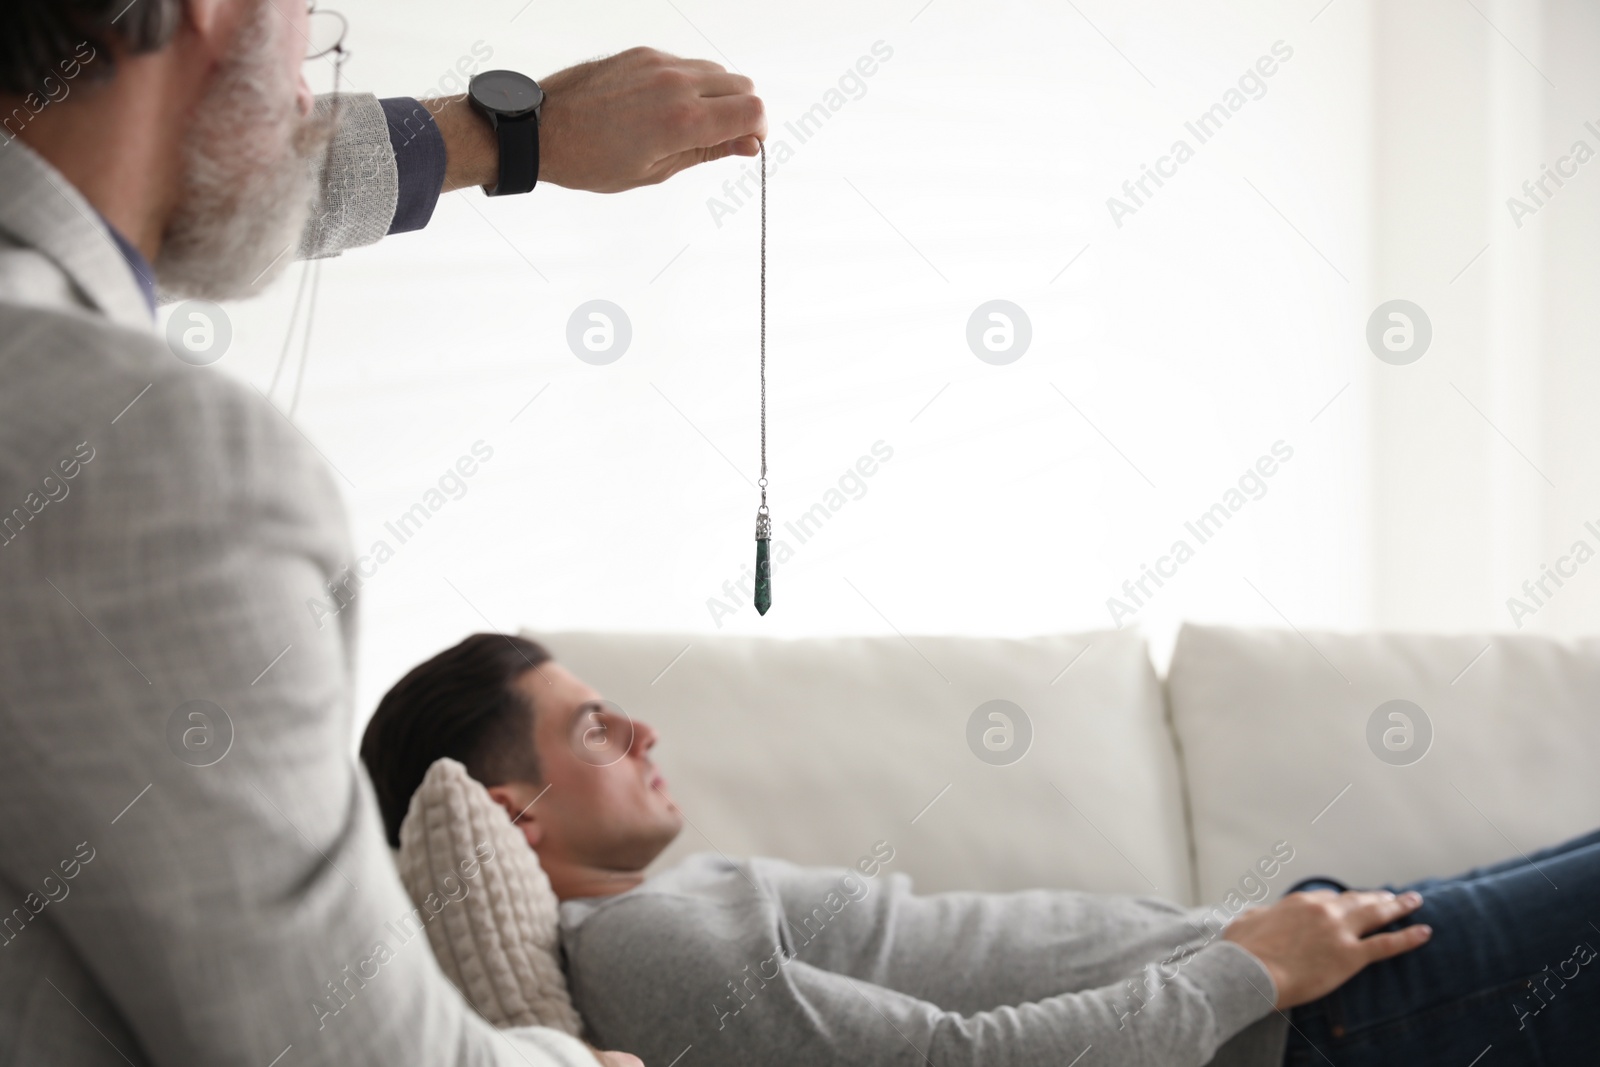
[689,71,757,98]
[1348,890,1424,933]
[718,135,762,157]
[1359,922,1433,963]
[1337,889,1397,910]
[682,138,760,166]
[674,57,731,75]
[684,92,768,148]
[1332,889,1397,920]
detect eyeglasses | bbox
[305,1,348,62]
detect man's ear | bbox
[485,783,545,850]
[180,0,248,61]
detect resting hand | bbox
[589,1049,643,1067]
[1223,889,1433,1009]
[538,47,766,193]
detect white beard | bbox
[154,2,334,301]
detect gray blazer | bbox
[0,94,595,1067]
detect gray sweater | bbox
[562,853,1291,1067]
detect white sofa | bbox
[531,624,1600,907]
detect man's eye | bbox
[570,703,632,766]
[574,706,610,740]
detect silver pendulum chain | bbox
[753,141,773,616]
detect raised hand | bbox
[538,47,766,193]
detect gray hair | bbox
[0,0,184,94]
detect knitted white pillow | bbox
[395,758,583,1035]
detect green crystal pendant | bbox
[754,511,772,615]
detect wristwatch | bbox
[467,70,545,196]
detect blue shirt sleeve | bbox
[379,97,449,235]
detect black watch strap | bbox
[487,112,539,197]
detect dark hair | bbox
[0,0,182,95]
[360,633,551,848]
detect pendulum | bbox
[752,142,772,615]
[753,140,773,616]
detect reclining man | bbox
[362,634,1600,1067]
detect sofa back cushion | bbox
[533,629,1193,899]
[1167,623,1600,903]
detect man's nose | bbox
[631,718,659,755]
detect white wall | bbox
[1365,0,1600,636]
[176,0,1600,722]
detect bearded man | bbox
[0,3,764,1065]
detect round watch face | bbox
[469,70,543,118]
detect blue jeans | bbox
[1282,827,1600,1065]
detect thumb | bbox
[695,137,762,164]
[645,141,752,186]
